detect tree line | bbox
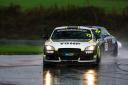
[0,4,128,41]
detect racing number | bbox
[108,39,113,50]
[105,42,108,51]
[105,39,112,51]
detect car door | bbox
[101,28,113,52]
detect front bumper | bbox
[43,50,97,63]
[43,57,96,63]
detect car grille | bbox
[58,48,81,60]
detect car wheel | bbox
[43,57,52,67]
[43,61,55,68]
[95,47,101,66]
[43,61,49,67]
[96,48,101,65]
[101,44,104,56]
[112,43,118,57]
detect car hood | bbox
[45,39,96,51]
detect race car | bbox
[88,26,118,57]
[43,26,118,65]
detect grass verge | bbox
[0,44,43,55]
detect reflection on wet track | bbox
[44,70,52,85]
[84,69,97,85]
[43,66,98,85]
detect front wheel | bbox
[95,47,101,66]
[112,43,118,57]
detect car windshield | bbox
[51,29,92,40]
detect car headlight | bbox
[85,45,95,50]
[45,45,55,51]
[45,45,55,54]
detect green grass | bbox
[0,44,43,55]
[0,0,128,12]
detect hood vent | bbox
[60,42,80,45]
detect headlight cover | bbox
[45,45,55,51]
[85,45,95,50]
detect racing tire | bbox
[94,47,101,66]
[112,43,118,57]
[43,61,57,68]
[43,61,49,67]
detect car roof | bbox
[54,26,92,30]
[86,26,106,30]
[54,26,106,30]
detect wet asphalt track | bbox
[0,55,43,85]
[0,49,128,85]
[43,48,128,85]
